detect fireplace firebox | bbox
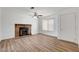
[19,27,29,36]
[15,24,31,37]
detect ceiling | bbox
[5,7,69,17]
[20,7,69,16]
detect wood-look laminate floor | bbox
[0,34,79,52]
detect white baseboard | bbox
[57,36,78,45]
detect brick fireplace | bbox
[15,24,31,37]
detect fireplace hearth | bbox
[15,24,31,37]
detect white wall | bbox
[1,8,39,39]
[0,8,2,40]
[57,8,78,44]
[76,11,79,45]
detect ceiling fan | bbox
[30,7,43,19]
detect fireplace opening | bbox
[15,24,31,37]
[19,27,29,36]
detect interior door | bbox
[60,13,76,43]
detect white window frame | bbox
[42,19,55,32]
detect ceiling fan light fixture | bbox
[30,7,43,19]
[33,16,38,19]
[33,12,38,19]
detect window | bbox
[42,20,48,31]
[42,19,54,31]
